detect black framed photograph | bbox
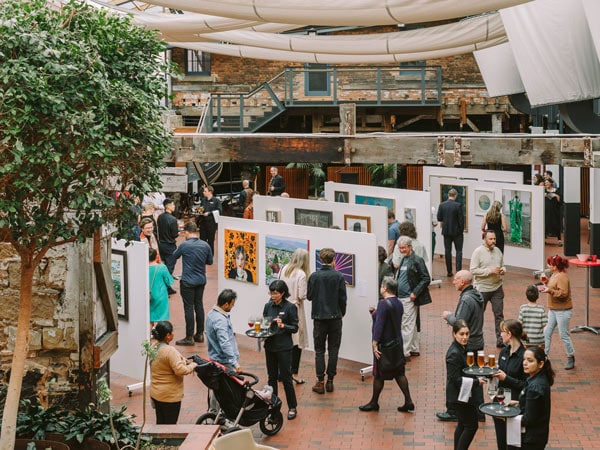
[111,249,128,320]
[294,208,333,229]
[334,191,349,203]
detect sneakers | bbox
[312,380,325,394]
[175,336,194,346]
[193,333,204,343]
[565,355,575,370]
[287,408,297,420]
[325,379,334,392]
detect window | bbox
[185,50,211,75]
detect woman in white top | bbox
[279,248,309,384]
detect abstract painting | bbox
[315,250,356,287]
[355,194,395,213]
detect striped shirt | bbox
[518,303,548,346]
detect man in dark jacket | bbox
[437,270,485,422]
[307,248,347,395]
[157,198,180,275]
[437,188,465,277]
[395,236,431,358]
[268,166,286,196]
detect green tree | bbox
[0,1,174,448]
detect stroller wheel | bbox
[259,410,283,436]
[196,412,217,425]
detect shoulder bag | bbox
[377,298,406,372]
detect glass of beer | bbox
[466,352,475,372]
[488,354,496,370]
[254,320,261,333]
[540,273,548,283]
[477,351,485,372]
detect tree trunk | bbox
[0,257,36,450]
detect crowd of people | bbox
[140,167,570,449]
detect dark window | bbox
[185,50,211,75]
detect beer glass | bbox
[466,352,475,372]
[488,354,496,370]
[477,351,485,372]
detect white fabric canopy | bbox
[141,0,532,26]
[583,0,600,63]
[180,37,506,64]
[501,0,600,107]
[474,42,524,97]
[138,13,505,55]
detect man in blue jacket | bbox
[307,248,347,395]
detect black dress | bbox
[544,187,562,239]
[486,218,504,255]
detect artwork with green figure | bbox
[509,196,523,243]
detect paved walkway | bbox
[111,220,600,449]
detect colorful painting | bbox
[335,191,349,203]
[440,184,468,232]
[294,208,333,229]
[315,250,356,287]
[224,229,258,284]
[475,190,494,216]
[111,249,128,320]
[501,189,531,249]
[266,210,281,222]
[265,235,309,285]
[355,194,395,213]
[344,214,371,233]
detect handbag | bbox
[377,299,406,372]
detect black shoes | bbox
[325,379,334,392]
[167,286,177,296]
[193,333,204,343]
[175,336,194,346]
[358,403,380,412]
[287,408,297,420]
[446,273,454,277]
[436,411,458,422]
[397,403,415,412]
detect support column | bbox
[591,169,600,287]
[562,167,581,256]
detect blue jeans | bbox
[544,309,574,356]
[180,281,206,337]
[313,318,343,381]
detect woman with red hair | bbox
[540,255,575,370]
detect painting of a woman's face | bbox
[235,252,246,269]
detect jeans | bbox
[313,318,343,381]
[152,398,181,424]
[454,402,478,450]
[544,308,574,356]
[180,281,206,337]
[265,348,297,409]
[158,241,177,274]
[481,286,505,347]
[443,234,463,274]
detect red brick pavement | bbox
[111,221,600,449]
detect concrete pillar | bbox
[491,114,503,134]
[562,167,581,256]
[591,169,600,287]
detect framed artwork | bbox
[474,190,494,216]
[294,208,333,229]
[403,207,416,225]
[501,189,532,249]
[315,250,355,287]
[224,229,258,284]
[440,184,468,232]
[334,191,349,203]
[111,249,128,320]
[265,235,309,285]
[344,214,371,233]
[354,194,395,213]
[265,210,281,222]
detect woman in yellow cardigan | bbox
[150,321,198,423]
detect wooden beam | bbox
[171,133,600,168]
[93,331,118,369]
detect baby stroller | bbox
[191,355,284,436]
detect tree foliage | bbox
[0,0,175,447]
[0,0,173,255]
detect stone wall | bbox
[0,242,83,413]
